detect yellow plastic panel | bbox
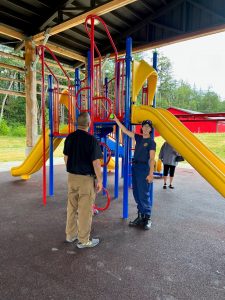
[132,60,157,104]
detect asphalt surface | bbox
[0,165,225,300]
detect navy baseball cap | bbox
[142,120,153,127]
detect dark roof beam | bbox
[1,0,40,16]
[1,10,32,25]
[150,21,184,34]
[63,0,119,35]
[99,16,121,33]
[110,11,131,27]
[56,33,90,49]
[33,0,138,42]
[68,28,101,43]
[36,0,52,6]
[39,0,76,31]
[58,10,64,24]
[187,0,225,21]
[121,0,185,38]
[18,0,48,8]
[91,0,96,8]
[71,0,90,6]
[139,0,155,13]
[103,0,185,52]
[132,40,149,46]
[182,0,187,31]
[62,7,89,12]
[125,6,142,20]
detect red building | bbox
[168,107,225,133]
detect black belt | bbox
[73,173,95,177]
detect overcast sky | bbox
[145,31,225,100]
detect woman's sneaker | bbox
[77,238,100,249]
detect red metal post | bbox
[40,48,47,205]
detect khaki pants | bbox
[66,173,95,244]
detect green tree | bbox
[199,90,221,112]
[156,52,176,108]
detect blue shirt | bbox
[133,134,156,163]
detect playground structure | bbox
[10,14,225,218]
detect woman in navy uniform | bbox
[113,116,156,230]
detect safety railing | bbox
[37,45,74,135]
[84,15,125,127]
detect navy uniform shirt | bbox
[133,134,156,163]
[63,129,103,175]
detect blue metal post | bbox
[121,157,124,178]
[114,125,119,198]
[48,75,54,196]
[128,126,132,188]
[123,37,132,219]
[75,68,80,125]
[149,50,158,210]
[103,137,107,193]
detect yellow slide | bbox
[132,105,225,198]
[11,127,67,179]
[108,157,115,171]
[11,90,70,179]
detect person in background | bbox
[63,112,103,249]
[113,115,156,230]
[159,141,178,189]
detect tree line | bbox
[1,46,225,130]
[156,52,225,112]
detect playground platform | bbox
[0,165,225,300]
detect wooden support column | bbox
[25,40,37,153]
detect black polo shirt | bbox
[63,129,103,175]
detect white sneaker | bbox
[77,238,100,249]
[65,236,77,243]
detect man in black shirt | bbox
[63,112,103,248]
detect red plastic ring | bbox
[94,187,110,211]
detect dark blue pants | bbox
[132,163,152,216]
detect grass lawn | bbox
[0,136,64,162]
[0,133,224,163]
